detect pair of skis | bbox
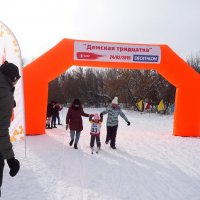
[91,147,100,154]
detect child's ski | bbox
[91,147,100,154]
[91,147,94,154]
[96,147,100,154]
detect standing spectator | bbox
[0,153,4,197]
[55,103,63,125]
[66,99,92,149]
[0,61,21,197]
[100,97,130,149]
[171,103,175,113]
[51,101,57,128]
[89,113,103,153]
[46,102,53,129]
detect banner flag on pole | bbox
[157,99,164,112]
[0,21,25,142]
[137,100,143,111]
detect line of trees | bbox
[186,52,200,73]
[48,52,200,110]
[48,67,175,109]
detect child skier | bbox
[89,113,103,154]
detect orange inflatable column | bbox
[174,86,200,136]
[24,78,48,135]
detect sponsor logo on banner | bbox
[133,55,159,62]
[74,41,161,64]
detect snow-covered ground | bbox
[3,108,200,200]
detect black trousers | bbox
[106,125,118,147]
[90,135,101,148]
[56,114,61,124]
[0,153,4,197]
[51,115,57,127]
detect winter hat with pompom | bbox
[112,97,118,104]
[93,113,99,120]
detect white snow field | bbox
[3,108,200,200]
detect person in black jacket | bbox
[51,100,57,128]
[55,102,63,125]
[46,102,53,129]
[0,61,21,197]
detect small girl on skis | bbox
[89,113,103,153]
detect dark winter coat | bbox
[0,152,4,196]
[53,104,62,116]
[46,103,53,117]
[66,106,89,132]
[0,71,15,159]
[51,105,58,116]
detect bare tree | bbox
[187,52,200,74]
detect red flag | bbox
[145,102,150,110]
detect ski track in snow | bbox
[2,108,200,200]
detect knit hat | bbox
[73,99,81,106]
[112,97,118,104]
[93,113,99,120]
[0,61,21,82]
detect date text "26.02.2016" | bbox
[110,55,131,60]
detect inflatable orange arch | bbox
[23,39,200,136]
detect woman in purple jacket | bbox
[66,99,92,149]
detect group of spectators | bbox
[46,101,63,129]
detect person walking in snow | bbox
[100,97,130,149]
[66,99,93,149]
[89,113,103,153]
[0,61,21,197]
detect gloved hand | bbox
[127,121,130,126]
[7,157,20,177]
[66,124,69,131]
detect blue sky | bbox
[0,0,200,60]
